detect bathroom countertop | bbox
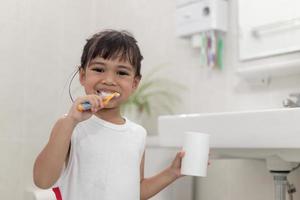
[146,136,160,147]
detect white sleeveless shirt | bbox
[53,115,147,200]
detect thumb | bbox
[174,150,185,166]
[178,150,185,159]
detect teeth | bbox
[97,90,119,98]
[101,91,113,97]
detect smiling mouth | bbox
[96,90,120,100]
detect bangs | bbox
[92,41,137,66]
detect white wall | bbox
[1,0,300,199]
[144,146,194,200]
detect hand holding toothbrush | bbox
[66,92,120,123]
[77,92,120,112]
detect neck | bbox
[94,107,125,124]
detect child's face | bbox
[79,56,140,108]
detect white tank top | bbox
[53,115,147,200]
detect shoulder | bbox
[126,119,147,136]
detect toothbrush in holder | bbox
[77,92,120,112]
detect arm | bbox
[33,95,104,189]
[33,115,77,189]
[140,151,185,200]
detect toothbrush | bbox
[77,92,120,112]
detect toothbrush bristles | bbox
[102,92,120,105]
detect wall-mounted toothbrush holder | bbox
[176,0,228,37]
[175,0,228,69]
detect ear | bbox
[79,68,86,86]
[132,76,141,91]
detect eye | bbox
[117,70,130,76]
[92,67,105,73]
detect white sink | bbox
[158,108,300,163]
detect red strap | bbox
[52,187,63,200]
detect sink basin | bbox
[158,108,300,163]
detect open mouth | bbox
[98,91,111,98]
[96,90,121,104]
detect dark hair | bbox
[69,30,143,101]
[80,29,143,77]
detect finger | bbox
[179,151,185,158]
[88,96,98,112]
[174,151,184,165]
[175,152,182,159]
[77,97,88,105]
[92,95,101,111]
[96,95,104,109]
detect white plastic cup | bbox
[181,132,210,177]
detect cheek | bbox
[119,78,138,93]
[120,85,135,98]
[121,79,135,89]
[82,76,98,93]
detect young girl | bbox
[33,30,185,200]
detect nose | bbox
[101,72,116,86]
